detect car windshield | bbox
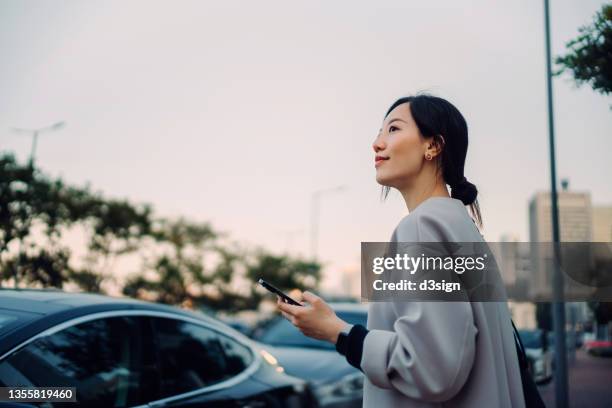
[518,330,543,349]
[256,311,367,350]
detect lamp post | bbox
[11,121,66,166]
[310,185,346,261]
[543,0,569,406]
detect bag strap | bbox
[511,319,528,370]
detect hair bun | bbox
[451,177,477,206]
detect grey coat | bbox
[361,197,525,407]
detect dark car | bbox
[584,340,612,357]
[0,289,314,408]
[217,317,254,338]
[252,303,367,408]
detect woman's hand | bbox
[277,291,348,344]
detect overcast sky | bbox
[1,0,610,290]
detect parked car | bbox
[0,289,315,408]
[252,303,367,408]
[217,316,254,338]
[546,330,578,367]
[581,330,596,346]
[518,329,553,384]
[584,340,612,357]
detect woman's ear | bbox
[427,135,445,158]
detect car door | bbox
[146,316,258,408]
[0,314,158,408]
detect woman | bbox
[277,94,525,407]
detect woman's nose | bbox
[373,137,386,153]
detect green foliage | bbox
[123,217,218,305]
[66,268,104,293]
[245,252,320,293]
[0,153,154,290]
[0,152,322,312]
[1,154,84,287]
[1,247,71,288]
[88,199,152,254]
[555,4,612,98]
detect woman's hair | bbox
[381,93,483,229]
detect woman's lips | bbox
[375,157,389,167]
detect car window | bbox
[151,317,254,400]
[218,332,254,376]
[256,311,367,350]
[0,315,156,408]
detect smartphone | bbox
[258,278,303,306]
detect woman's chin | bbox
[375,174,394,187]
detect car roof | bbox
[0,288,223,321]
[0,288,147,310]
[0,288,226,329]
[0,288,180,316]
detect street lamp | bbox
[543,1,569,407]
[11,121,66,165]
[310,185,346,261]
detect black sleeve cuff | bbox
[335,324,369,370]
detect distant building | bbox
[528,190,592,243]
[527,186,593,300]
[525,183,609,329]
[592,206,612,242]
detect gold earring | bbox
[425,153,432,160]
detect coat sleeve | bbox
[360,301,478,402]
[360,212,478,402]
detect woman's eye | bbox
[389,126,398,132]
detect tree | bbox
[245,251,321,301]
[1,152,323,313]
[123,217,218,305]
[245,252,320,291]
[555,4,612,101]
[0,153,152,291]
[73,197,152,292]
[555,4,612,337]
[0,153,82,287]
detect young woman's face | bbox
[373,103,428,188]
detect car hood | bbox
[263,345,357,385]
